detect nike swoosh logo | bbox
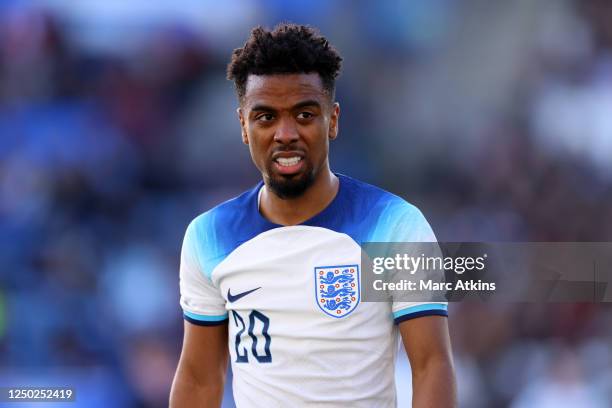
[227,287,261,303]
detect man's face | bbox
[238,73,339,198]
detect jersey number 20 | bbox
[232,310,272,363]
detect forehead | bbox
[243,73,327,109]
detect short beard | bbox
[266,170,315,199]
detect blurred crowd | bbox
[0,1,611,407]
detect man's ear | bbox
[238,107,248,145]
[328,102,340,140]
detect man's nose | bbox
[273,117,299,144]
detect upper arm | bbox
[171,218,230,407]
[179,218,228,324]
[178,320,229,385]
[178,217,229,356]
[398,316,456,407]
[388,200,451,367]
[398,315,453,373]
[386,201,451,367]
[170,321,229,408]
[177,216,230,369]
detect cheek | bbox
[305,131,330,166]
[247,143,264,172]
[246,133,268,168]
[316,123,331,151]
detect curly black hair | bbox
[227,23,342,101]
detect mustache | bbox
[270,147,306,158]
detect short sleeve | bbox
[179,218,228,326]
[387,203,448,324]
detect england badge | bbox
[314,264,360,318]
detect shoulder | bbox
[337,174,434,243]
[339,174,425,223]
[188,186,258,237]
[184,184,265,276]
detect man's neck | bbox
[259,170,339,226]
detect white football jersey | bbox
[179,174,447,407]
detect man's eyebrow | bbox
[249,100,321,113]
[291,100,321,110]
[250,104,276,112]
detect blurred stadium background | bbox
[1,0,612,407]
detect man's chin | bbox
[267,171,314,199]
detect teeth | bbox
[276,156,301,167]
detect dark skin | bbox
[170,73,457,408]
[170,323,228,408]
[400,317,457,407]
[239,73,340,225]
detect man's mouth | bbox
[276,156,302,167]
[272,155,304,175]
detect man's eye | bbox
[257,113,274,122]
[297,112,314,120]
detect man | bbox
[170,24,456,407]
